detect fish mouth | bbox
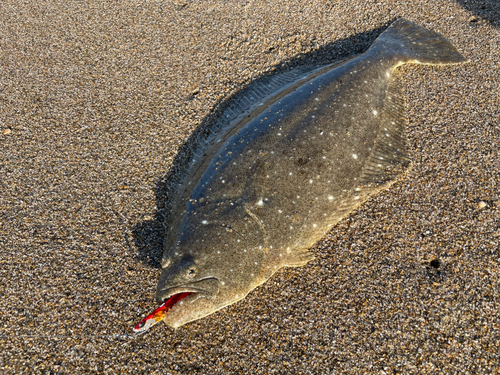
[134,279,219,334]
[156,277,220,305]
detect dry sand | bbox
[1,0,499,373]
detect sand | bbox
[1,0,499,373]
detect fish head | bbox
[156,202,266,327]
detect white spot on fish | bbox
[373,110,378,116]
[328,196,334,201]
[202,220,208,224]
[352,154,358,159]
[256,199,264,206]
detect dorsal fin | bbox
[197,65,326,151]
[222,67,323,121]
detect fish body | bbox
[145,19,466,330]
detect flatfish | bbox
[135,19,466,331]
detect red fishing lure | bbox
[133,292,193,333]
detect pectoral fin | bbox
[243,159,267,207]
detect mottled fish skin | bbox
[155,19,467,328]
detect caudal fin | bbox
[370,19,467,65]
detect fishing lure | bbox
[133,292,193,333]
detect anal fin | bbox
[285,250,315,267]
[358,72,410,190]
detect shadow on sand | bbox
[454,0,500,28]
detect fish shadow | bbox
[131,22,392,268]
[454,0,500,28]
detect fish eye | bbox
[187,268,196,278]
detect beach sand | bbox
[1,0,499,373]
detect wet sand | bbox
[1,0,499,373]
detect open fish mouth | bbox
[133,278,220,334]
[156,277,220,304]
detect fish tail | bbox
[369,19,468,65]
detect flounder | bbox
[135,19,466,331]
